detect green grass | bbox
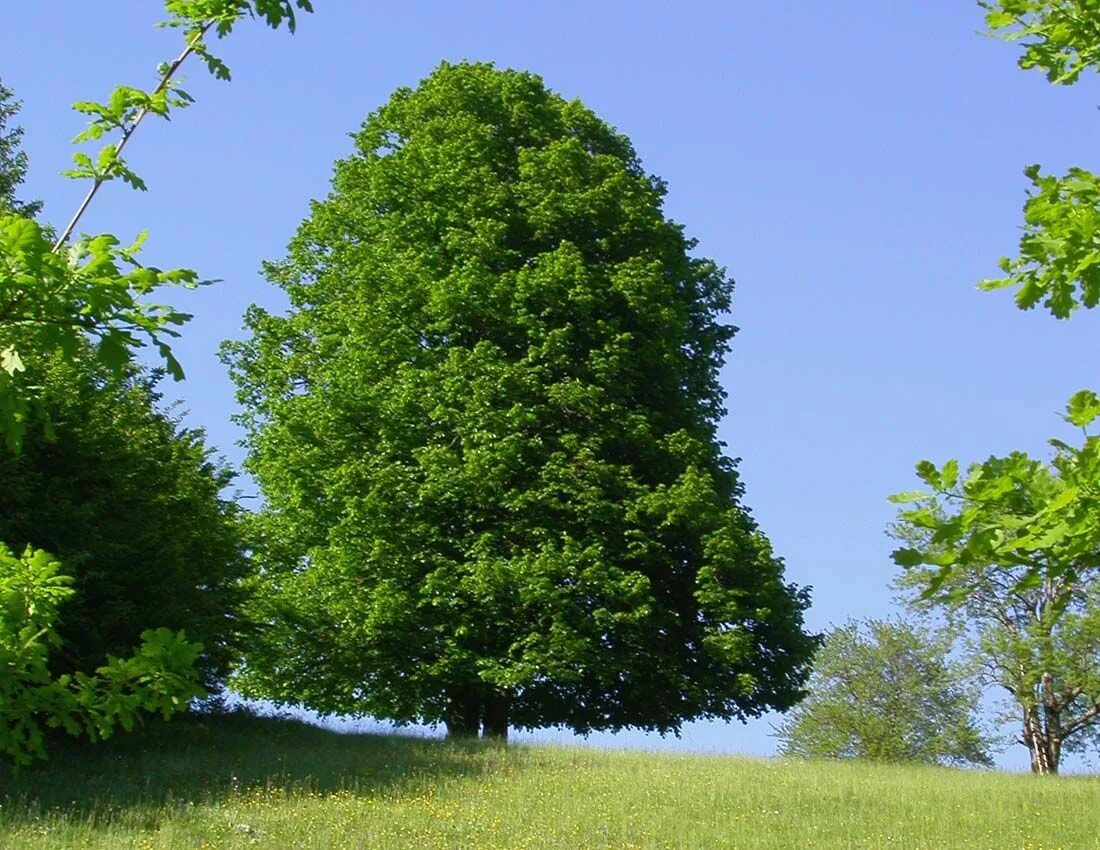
[0,713,1095,850]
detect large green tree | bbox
[225,62,816,739]
[774,619,992,767]
[0,355,251,690]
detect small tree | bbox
[775,618,992,767]
[225,61,817,739]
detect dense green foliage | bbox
[226,61,816,738]
[0,214,199,451]
[2,713,1099,849]
[775,619,992,767]
[0,1,316,764]
[0,355,251,689]
[0,82,206,767]
[0,545,203,767]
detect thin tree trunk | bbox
[1023,706,1058,775]
[1043,706,1061,775]
[1041,675,1062,775]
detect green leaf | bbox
[1,347,25,376]
[891,547,926,568]
[72,124,107,144]
[1066,389,1100,428]
[118,167,148,192]
[96,332,131,374]
[1013,520,1071,552]
[888,490,930,505]
[96,145,119,172]
[159,344,186,381]
[915,459,942,489]
[940,459,959,490]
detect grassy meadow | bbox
[0,712,1095,850]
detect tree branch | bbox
[51,21,214,251]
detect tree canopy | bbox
[775,619,992,767]
[225,61,817,739]
[892,454,1100,775]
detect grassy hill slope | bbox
[0,713,1094,849]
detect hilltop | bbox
[0,712,1094,849]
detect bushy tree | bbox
[0,3,315,764]
[0,80,203,768]
[225,62,817,739]
[775,618,992,767]
[0,355,251,689]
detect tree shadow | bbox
[0,710,501,829]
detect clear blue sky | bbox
[3,2,1098,771]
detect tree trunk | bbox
[482,689,509,741]
[444,684,482,739]
[1023,706,1060,775]
[1041,675,1062,775]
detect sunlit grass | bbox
[0,712,1094,849]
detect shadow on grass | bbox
[0,710,500,828]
